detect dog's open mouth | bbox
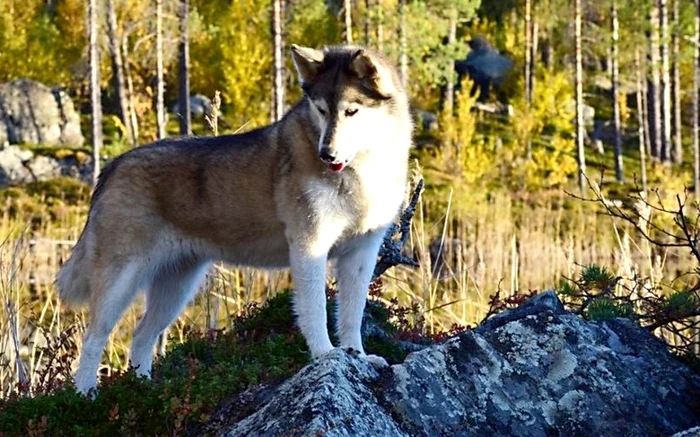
[328,162,345,172]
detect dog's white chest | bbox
[352,167,405,234]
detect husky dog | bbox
[57,44,413,395]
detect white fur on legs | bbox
[130,261,210,378]
[74,262,142,395]
[335,229,388,367]
[289,246,334,358]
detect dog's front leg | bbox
[289,244,334,358]
[335,229,388,367]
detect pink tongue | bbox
[328,162,344,172]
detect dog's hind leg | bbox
[74,261,143,395]
[129,260,210,378]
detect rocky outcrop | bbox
[0,79,84,147]
[0,145,90,185]
[219,292,700,437]
[455,36,514,101]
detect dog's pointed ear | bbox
[291,45,324,85]
[349,49,393,97]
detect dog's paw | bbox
[338,347,389,368]
[361,354,389,369]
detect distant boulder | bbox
[0,79,84,147]
[0,145,61,185]
[171,94,213,119]
[455,36,514,101]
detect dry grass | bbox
[0,184,694,398]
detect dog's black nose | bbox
[319,147,336,162]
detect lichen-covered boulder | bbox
[218,292,700,437]
[0,79,84,147]
[0,145,62,185]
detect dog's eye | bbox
[316,105,327,116]
[345,108,358,117]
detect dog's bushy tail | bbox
[56,227,92,308]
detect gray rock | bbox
[455,36,514,100]
[0,145,63,184]
[413,109,438,132]
[0,79,84,147]
[27,155,61,181]
[671,427,700,437]
[218,293,700,437]
[0,145,33,184]
[52,87,84,146]
[171,94,213,119]
[222,349,407,437]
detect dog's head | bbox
[291,45,408,173]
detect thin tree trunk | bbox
[364,0,370,46]
[648,5,662,159]
[105,0,133,145]
[178,0,191,135]
[636,50,648,192]
[612,0,623,182]
[344,0,352,43]
[398,0,407,86]
[530,18,538,102]
[694,0,700,197]
[89,0,102,185]
[122,35,139,144]
[542,39,552,68]
[528,16,538,159]
[575,0,586,193]
[525,0,532,105]
[660,0,672,162]
[444,9,457,114]
[156,0,166,140]
[272,0,285,121]
[376,1,383,52]
[642,55,652,157]
[524,0,532,159]
[671,0,682,163]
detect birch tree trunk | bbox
[89,0,102,185]
[524,0,532,106]
[105,0,133,145]
[575,0,586,192]
[612,0,623,182]
[376,1,383,52]
[694,0,700,196]
[636,50,648,193]
[272,0,285,122]
[156,0,166,140]
[344,0,353,43]
[364,0,371,46]
[530,18,538,103]
[671,0,682,163]
[122,35,139,144]
[524,0,532,159]
[398,0,408,86]
[648,5,662,159]
[444,9,457,114]
[178,0,191,135]
[660,0,672,162]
